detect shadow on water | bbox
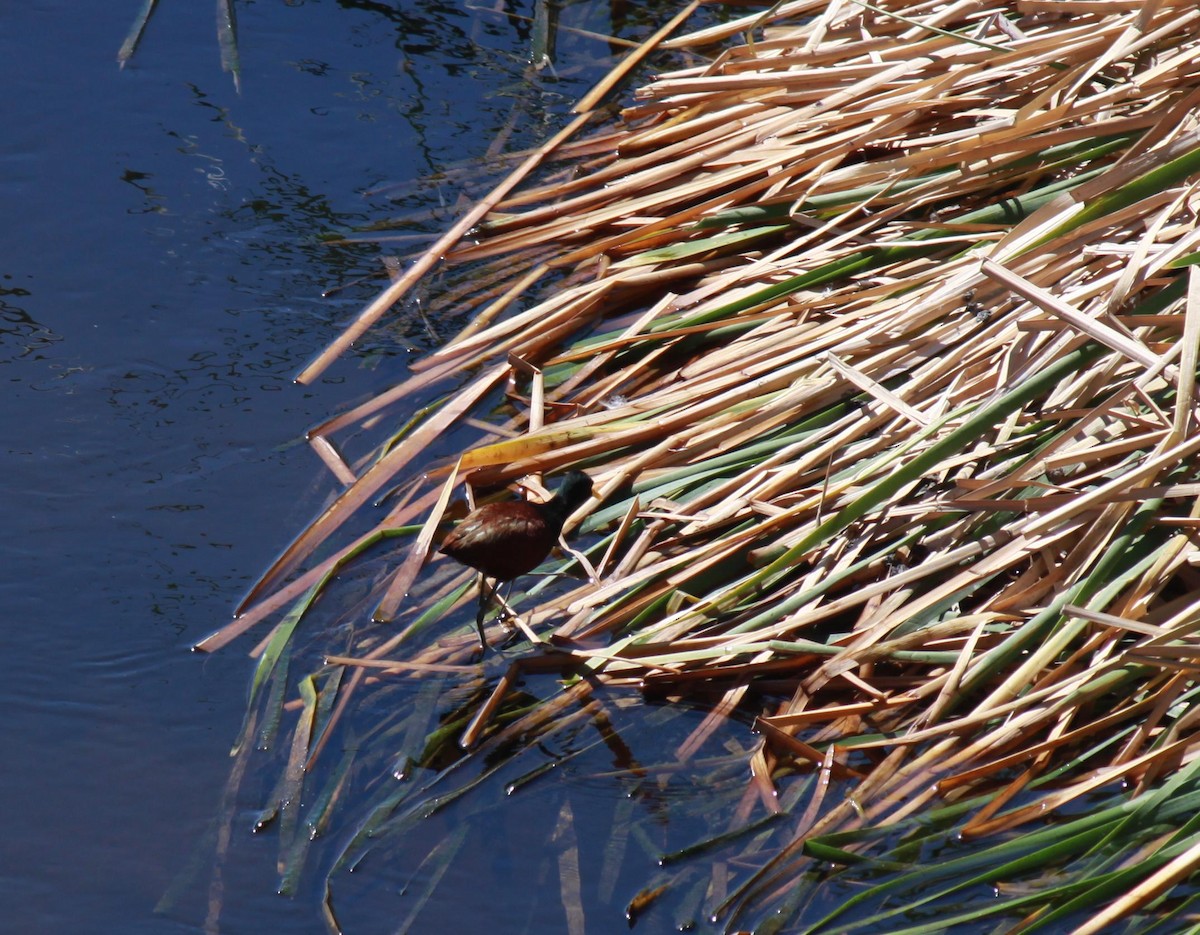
[2,1,764,933]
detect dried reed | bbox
[205,2,1200,930]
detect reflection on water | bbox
[0,290,59,366]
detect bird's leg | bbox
[475,575,497,650]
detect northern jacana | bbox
[439,470,594,649]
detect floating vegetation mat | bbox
[198,2,1200,932]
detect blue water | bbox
[1,2,665,932]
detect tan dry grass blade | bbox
[1070,836,1200,935]
[372,458,462,623]
[573,0,700,113]
[295,110,594,385]
[238,363,506,615]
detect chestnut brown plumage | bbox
[439,471,593,648]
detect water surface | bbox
[2,2,663,931]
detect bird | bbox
[439,470,594,649]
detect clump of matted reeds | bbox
[198,1,1200,931]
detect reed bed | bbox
[201,2,1200,931]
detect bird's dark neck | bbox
[536,495,575,533]
[536,473,593,533]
